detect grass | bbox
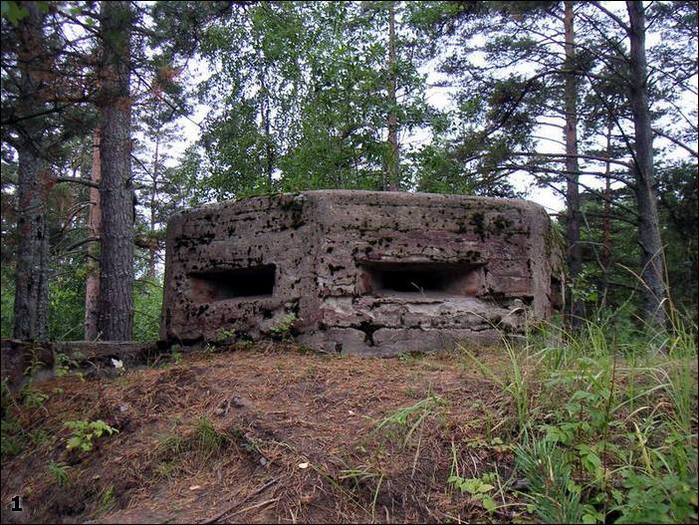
[47,461,70,487]
[154,416,233,479]
[373,394,445,445]
[460,307,698,524]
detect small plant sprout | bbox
[64,420,118,452]
[54,352,84,379]
[47,461,70,487]
[448,474,498,513]
[269,313,298,338]
[215,327,236,342]
[22,387,48,409]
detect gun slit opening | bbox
[189,265,276,302]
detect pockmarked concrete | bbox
[161,191,563,355]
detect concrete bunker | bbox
[161,190,561,355]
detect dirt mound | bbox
[1,343,521,523]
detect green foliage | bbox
[1,416,23,458]
[156,417,230,473]
[193,417,228,456]
[613,470,698,524]
[269,312,298,338]
[0,267,14,338]
[515,438,592,523]
[1,380,22,458]
[374,394,445,448]
[193,1,431,198]
[47,461,70,487]
[2,237,164,344]
[448,474,498,513]
[507,314,696,524]
[64,419,119,453]
[215,327,236,342]
[133,279,163,342]
[157,433,186,457]
[0,1,29,25]
[22,387,48,408]
[459,308,697,523]
[54,352,83,379]
[97,485,116,515]
[48,264,87,340]
[657,161,698,322]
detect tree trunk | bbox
[564,0,582,327]
[96,0,135,341]
[13,3,50,341]
[626,0,668,328]
[258,63,274,191]
[84,128,101,340]
[386,0,400,192]
[601,120,612,306]
[148,125,160,279]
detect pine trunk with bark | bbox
[148,127,160,280]
[13,3,50,341]
[96,0,135,341]
[601,120,613,307]
[563,0,582,327]
[84,128,101,340]
[626,0,668,328]
[386,1,400,192]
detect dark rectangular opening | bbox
[380,268,449,293]
[361,261,484,297]
[189,265,275,302]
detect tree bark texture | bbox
[96,0,135,340]
[148,125,160,279]
[601,121,613,307]
[563,0,583,326]
[84,128,101,340]
[626,0,668,328]
[386,1,400,192]
[13,3,50,341]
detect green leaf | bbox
[1,1,29,25]
[482,496,497,513]
[66,436,82,450]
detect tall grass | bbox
[460,306,698,524]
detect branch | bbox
[590,1,630,32]
[54,176,99,189]
[653,128,699,158]
[62,236,100,253]
[511,151,631,168]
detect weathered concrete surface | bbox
[160,190,562,355]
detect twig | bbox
[213,497,280,523]
[200,479,278,524]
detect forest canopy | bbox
[0,0,697,341]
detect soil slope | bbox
[2,343,521,524]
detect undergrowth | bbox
[460,307,698,524]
